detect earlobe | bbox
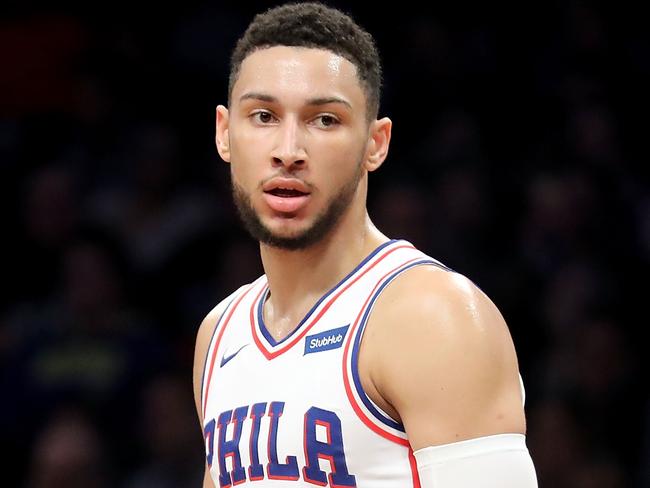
[216,105,231,163]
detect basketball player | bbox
[193,3,537,487]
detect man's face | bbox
[217,46,374,250]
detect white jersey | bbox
[199,240,451,487]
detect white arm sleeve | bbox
[413,433,537,488]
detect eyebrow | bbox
[239,92,352,109]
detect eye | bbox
[312,114,340,129]
[251,110,277,124]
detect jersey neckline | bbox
[251,239,413,359]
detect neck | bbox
[260,213,387,333]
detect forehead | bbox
[232,46,365,108]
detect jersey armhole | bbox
[199,282,259,417]
[343,258,449,444]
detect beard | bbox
[232,164,363,251]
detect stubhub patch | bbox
[304,325,350,355]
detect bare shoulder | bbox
[362,264,526,449]
[192,285,248,423]
[376,264,512,341]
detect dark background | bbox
[1,1,648,487]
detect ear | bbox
[215,105,231,163]
[364,117,392,172]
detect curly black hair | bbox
[228,2,382,121]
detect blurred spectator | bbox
[88,122,217,275]
[124,374,203,488]
[2,229,165,481]
[526,399,588,488]
[26,407,111,488]
[7,165,80,308]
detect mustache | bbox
[260,172,313,190]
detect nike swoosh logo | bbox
[220,344,248,368]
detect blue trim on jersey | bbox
[256,239,400,347]
[351,259,447,432]
[200,293,238,411]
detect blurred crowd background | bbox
[1,1,648,487]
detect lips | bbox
[262,177,311,213]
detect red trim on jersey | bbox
[302,413,327,487]
[341,257,423,447]
[266,405,300,481]
[251,243,415,360]
[250,283,272,359]
[303,419,336,486]
[409,448,422,488]
[248,407,265,482]
[202,283,257,419]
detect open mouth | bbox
[266,187,309,198]
[262,179,311,213]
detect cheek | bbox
[235,126,264,147]
[230,160,255,189]
[316,136,366,171]
[229,137,265,182]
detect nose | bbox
[270,117,307,168]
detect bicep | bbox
[194,287,249,488]
[194,304,229,488]
[367,269,526,450]
[193,314,215,425]
[193,290,240,425]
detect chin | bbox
[266,224,312,241]
[264,212,310,231]
[234,182,346,251]
[259,220,328,251]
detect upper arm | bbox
[363,266,526,450]
[192,305,225,488]
[193,287,249,488]
[192,288,242,427]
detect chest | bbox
[199,241,434,487]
